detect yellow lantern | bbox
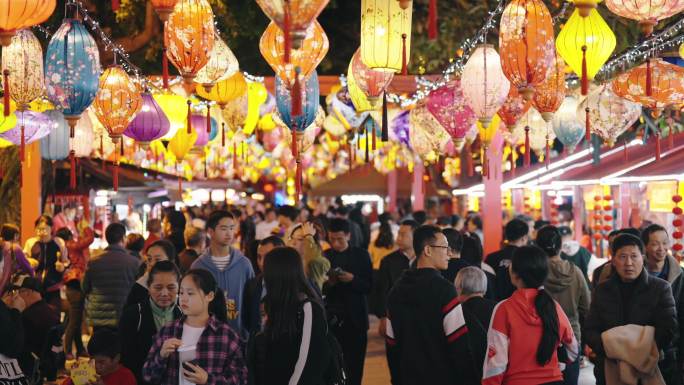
[2,29,43,111]
[360,0,413,74]
[556,7,615,95]
[477,114,503,148]
[154,92,189,139]
[194,35,239,93]
[243,81,268,136]
[679,42,684,59]
[347,70,375,113]
[168,122,198,162]
[196,71,247,109]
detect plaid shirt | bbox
[142,316,247,385]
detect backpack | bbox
[322,328,346,385]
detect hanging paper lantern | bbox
[552,96,585,153]
[195,35,239,93]
[168,122,198,161]
[605,0,684,35]
[477,114,503,148]
[347,70,375,113]
[242,81,269,136]
[2,29,44,111]
[517,107,556,155]
[0,0,56,46]
[222,92,249,133]
[329,88,369,129]
[409,105,450,159]
[151,0,178,21]
[612,59,684,111]
[426,80,476,148]
[93,66,143,142]
[189,112,218,152]
[578,85,641,147]
[360,0,413,74]
[532,53,566,122]
[499,0,555,99]
[40,110,69,160]
[498,86,532,132]
[556,7,616,95]
[164,0,215,85]
[45,18,101,135]
[350,49,394,107]
[0,111,50,149]
[260,20,328,87]
[255,0,330,49]
[196,69,247,109]
[462,45,511,130]
[392,110,410,147]
[276,71,320,133]
[124,93,170,146]
[154,92,189,139]
[72,111,95,157]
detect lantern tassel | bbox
[291,67,303,117]
[3,70,9,117]
[401,34,408,76]
[524,126,531,167]
[221,123,226,147]
[162,48,169,90]
[204,157,208,178]
[545,136,551,168]
[233,141,238,171]
[428,0,438,40]
[283,0,291,64]
[113,163,119,192]
[656,132,661,161]
[585,107,591,143]
[372,121,377,151]
[646,59,652,97]
[482,146,488,178]
[20,125,25,162]
[465,143,473,177]
[186,101,192,134]
[69,150,76,190]
[178,175,182,195]
[365,130,369,163]
[381,92,388,142]
[581,45,588,95]
[291,129,298,159]
[511,144,516,177]
[206,107,211,133]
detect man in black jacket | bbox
[323,218,373,385]
[242,236,285,336]
[386,225,471,385]
[485,218,528,300]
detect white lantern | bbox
[516,107,556,155]
[552,96,585,153]
[73,111,95,157]
[462,44,511,128]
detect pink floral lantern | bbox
[426,80,476,149]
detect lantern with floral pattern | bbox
[578,85,641,147]
[255,0,329,49]
[532,53,566,122]
[612,58,684,112]
[606,0,684,35]
[195,35,239,93]
[426,80,476,149]
[462,45,511,130]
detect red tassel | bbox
[511,144,516,177]
[113,163,119,192]
[581,45,588,95]
[162,48,169,90]
[295,159,302,204]
[372,123,377,151]
[111,0,120,11]
[381,93,388,142]
[204,157,208,178]
[465,144,473,177]
[206,107,211,133]
[365,130,369,163]
[283,0,291,64]
[233,141,238,170]
[623,140,628,162]
[524,126,531,167]
[20,125,25,162]
[428,0,438,40]
[646,59,652,97]
[186,101,192,134]
[401,34,408,75]
[545,135,551,168]
[291,129,298,159]
[585,107,591,142]
[221,123,226,147]
[69,150,76,189]
[655,132,661,161]
[291,67,302,117]
[482,147,488,177]
[3,70,9,117]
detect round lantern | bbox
[40,110,69,160]
[578,85,642,147]
[612,59,684,112]
[0,0,56,46]
[360,0,413,73]
[195,35,239,93]
[255,0,329,49]
[196,71,247,109]
[517,107,556,156]
[124,93,170,147]
[189,112,218,152]
[426,80,476,148]
[72,111,95,157]
[1,29,44,111]
[498,86,532,132]
[45,18,101,135]
[222,92,249,133]
[606,0,684,35]
[462,45,511,129]
[532,53,566,122]
[154,92,189,139]
[409,105,450,159]
[167,120,198,161]
[350,48,394,107]
[499,0,555,99]
[93,66,143,142]
[151,0,178,21]
[259,20,329,87]
[556,7,616,95]
[552,96,585,152]
[164,0,215,85]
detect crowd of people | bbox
[1,200,683,385]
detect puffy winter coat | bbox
[544,258,591,342]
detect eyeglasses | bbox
[428,244,449,250]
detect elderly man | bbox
[455,267,497,385]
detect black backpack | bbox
[323,326,346,385]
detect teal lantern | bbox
[40,110,69,160]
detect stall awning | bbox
[608,143,684,182]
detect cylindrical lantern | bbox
[255,0,330,49]
[552,96,585,153]
[194,35,239,93]
[360,0,412,73]
[151,0,179,21]
[2,29,44,111]
[45,18,101,135]
[605,0,684,35]
[462,45,511,129]
[164,0,215,85]
[425,80,476,148]
[578,85,641,147]
[0,0,56,46]
[93,66,143,141]
[499,0,555,99]
[40,110,70,160]
[196,71,247,109]
[124,93,171,146]
[532,53,566,122]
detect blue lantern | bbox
[552,96,585,153]
[45,19,101,136]
[275,71,320,134]
[40,110,69,160]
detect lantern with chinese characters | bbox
[124,93,170,147]
[556,7,616,95]
[498,86,532,133]
[350,49,393,107]
[426,80,476,149]
[0,0,55,46]
[498,0,555,100]
[578,85,641,147]
[462,45,511,130]
[360,0,412,74]
[195,35,239,93]
[532,53,566,122]
[612,59,684,112]
[409,105,450,160]
[606,0,684,35]
[552,96,585,153]
[40,110,69,160]
[196,71,247,109]
[151,0,178,21]
[164,0,215,85]
[255,0,329,49]
[2,29,44,112]
[45,18,101,136]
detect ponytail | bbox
[210,287,228,323]
[534,287,559,365]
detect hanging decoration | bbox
[578,85,641,147]
[672,194,683,259]
[40,110,70,161]
[0,111,50,153]
[2,29,44,112]
[72,111,95,158]
[605,0,684,36]
[346,68,376,113]
[360,0,413,74]
[196,71,248,109]
[0,0,55,46]
[222,92,249,133]
[154,92,189,139]
[124,92,171,147]
[552,96,585,153]
[255,0,329,52]
[532,53,566,122]
[516,107,556,157]
[408,105,450,160]
[164,0,215,85]
[349,48,394,108]
[151,0,178,21]
[189,112,217,152]
[498,0,555,100]
[195,34,239,93]
[167,119,198,192]
[45,18,101,136]
[612,58,684,112]
[498,86,531,133]
[425,80,476,149]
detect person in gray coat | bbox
[82,223,140,330]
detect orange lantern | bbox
[606,0,684,35]
[532,53,566,122]
[255,0,329,50]
[499,0,555,100]
[498,86,532,131]
[164,0,215,86]
[612,58,684,113]
[151,0,178,21]
[0,0,56,46]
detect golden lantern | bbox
[259,20,329,87]
[532,53,566,122]
[0,0,56,46]
[222,92,249,133]
[612,58,684,112]
[499,0,555,100]
[195,34,239,93]
[196,71,247,109]
[164,0,215,85]
[347,68,376,113]
[255,0,330,49]
[556,6,616,95]
[151,0,178,21]
[680,42,684,59]
[167,122,198,192]
[154,92,189,139]
[360,0,413,74]
[605,0,684,35]
[1,29,44,111]
[93,66,143,142]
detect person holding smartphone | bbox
[142,269,247,385]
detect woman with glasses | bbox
[126,240,177,307]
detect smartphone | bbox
[182,361,196,372]
[331,267,345,276]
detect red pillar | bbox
[573,186,584,241]
[412,161,425,211]
[512,188,524,214]
[619,183,631,229]
[387,169,398,213]
[21,142,41,244]
[483,133,504,255]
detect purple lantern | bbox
[392,110,411,148]
[190,113,218,152]
[124,93,170,147]
[1,111,52,156]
